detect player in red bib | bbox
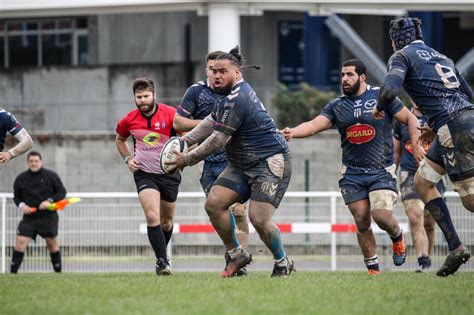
[115,77,190,276]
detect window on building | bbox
[0,17,89,68]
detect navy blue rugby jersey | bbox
[393,113,429,173]
[387,40,473,132]
[178,79,227,163]
[211,79,289,170]
[320,86,403,172]
[0,108,23,151]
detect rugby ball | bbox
[160,137,188,173]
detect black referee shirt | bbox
[13,168,67,218]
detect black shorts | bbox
[426,109,474,182]
[17,213,59,239]
[133,170,181,202]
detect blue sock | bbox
[270,227,286,261]
[425,198,461,251]
[229,212,240,249]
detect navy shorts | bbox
[399,171,446,201]
[214,152,292,208]
[200,160,228,196]
[339,167,398,205]
[426,109,474,182]
[134,170,181,202]
[17,213,59,239]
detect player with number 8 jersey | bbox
[375,16,473,276]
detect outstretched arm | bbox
[282,115,333,141]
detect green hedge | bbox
[272,82,338,128]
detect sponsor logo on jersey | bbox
[364,99,377,110]
[446,152,456,167]
[416,49,447,61]
[143,132,161,147]
[346,124,376,144]
[354,108,362,117]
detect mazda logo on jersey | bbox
[143,132,161,147]
[346,124,376,144]
[364,99,377,110]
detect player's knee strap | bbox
[452,177,474,197]
[402,199,425,211]
[417,159,444,184]
[369,190,398,211]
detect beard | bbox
[342,79,361,96]
[135,99,155,115]
[214,81,233,95]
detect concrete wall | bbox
[0,132,342,194]
[0,64,193,131]
[97,12,207,65]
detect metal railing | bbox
[1,191,472,273]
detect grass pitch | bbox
[1,271,473,315]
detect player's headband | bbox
[389,17,423,51]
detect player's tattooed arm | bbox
[183,131,229,166]
[1,129,33,164]
[182,114,215,146]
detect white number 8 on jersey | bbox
[435,63,460,89]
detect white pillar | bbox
[208,4,240,52]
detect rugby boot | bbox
[437,247,470,277]
[271,257,295,277]
[225,252,248,277]
[220,249,252,278]
[156,257,172,276]
[392,233,407,266]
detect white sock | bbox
[275,256,288,267]
[227,245,242,259]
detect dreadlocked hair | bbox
[216,45,246,68]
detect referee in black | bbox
[11,151,66,273]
